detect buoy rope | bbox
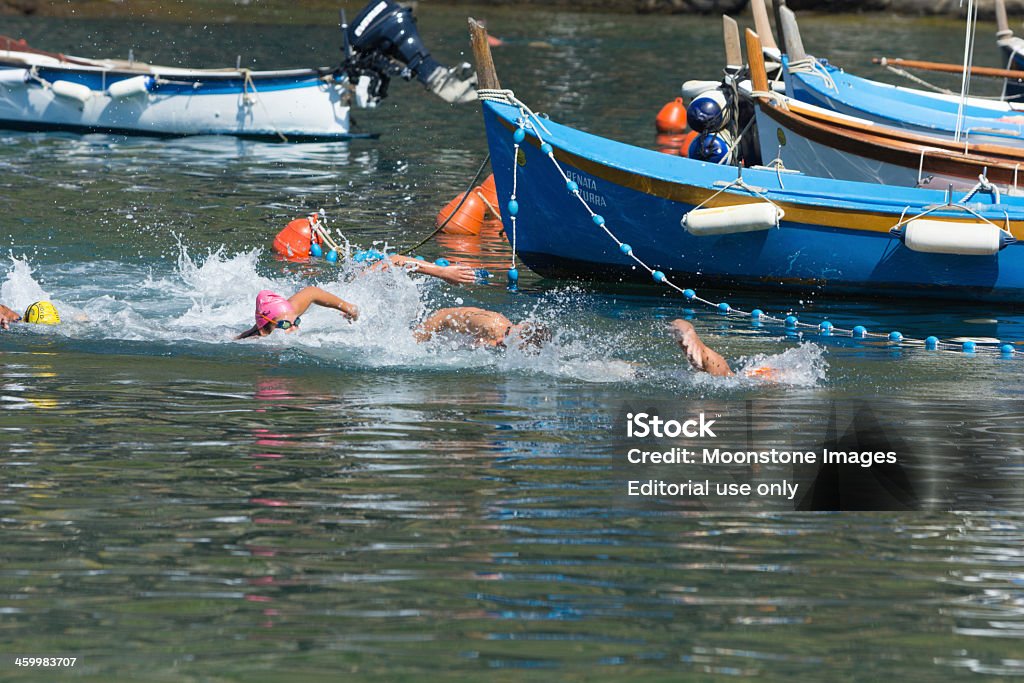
[497,92,1019,358]
[399,153,492,255]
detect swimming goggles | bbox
[275,317,301,330]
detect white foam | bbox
[0,250,828,386]
[0,256,51,312]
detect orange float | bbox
[678,130,700,157]
[655,97,688,134]
[436,191,486,235]
[272,214,321,261]
[476,174,500,219]
[655,133,688,155]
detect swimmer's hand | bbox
[339,302,359,322]
[0,305,21,330]
[438,264,476,286]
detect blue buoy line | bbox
[484,88,1021,358]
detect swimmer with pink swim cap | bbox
[235,286,358,340]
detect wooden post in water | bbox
[468,18,501,91]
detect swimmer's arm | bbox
[235,325,261,340]
[413,307,462,342]
[379,255,476,285]
[288,286,358,321]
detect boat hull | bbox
[482,100,1024,302]
[0,61,357,140]
[785,60,1024,147]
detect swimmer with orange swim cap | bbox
[235,286,358,340]
[669,319,775,380]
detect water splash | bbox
[0,249,650,383]
[0,256,51,313]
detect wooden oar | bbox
[873,57,1024,81]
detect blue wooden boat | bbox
[468,23,1024,303]
[770,5,1024,147]
[996,0,1024,101]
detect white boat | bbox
[0,1,476,141]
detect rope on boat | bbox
[480,89,1020,358]
[786,57,837,92]
[955,0,980,142]
[240,69,288,143]
[877,59,956,95]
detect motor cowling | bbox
[343,0,477,105]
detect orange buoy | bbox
[476,174,500,220]
[272,215,320,261]
[436,191,486,236]
[655,133,688,155]
[655,97,688,134]
[678,130,700,157]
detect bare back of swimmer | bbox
[414,307,550,350]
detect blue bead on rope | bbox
[652,270,666,282]
[751,309,763,320]
[963,341,976,354]
[785,315,798,329]
[326,249,338,263]
[310,242,323,258]
[434,257,450,267]
[852,325,867,338]
[889,331,903,342]
[925,336,939,350]
[683,289,696,301]
[507,200,519,216]
[1001,344,1015,356]
[507,267,519,291]
[717,302,730,313]
[592,214,605,226]
[567,180,578,193]
[513,127,526,143]
[619,243,633,256]
[819,321,833,335]
[540,143,553,155]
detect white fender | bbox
[683,203,783,236]
[903,219,1004,256]
[0,68,28,87]
[681,80,721,101]
[51,80,93,104]
[107,75,152,99]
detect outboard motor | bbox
[342,0,477,106]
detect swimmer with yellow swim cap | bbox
[669,319,776,380]
[24,301,60,325]
[0,301,61,330]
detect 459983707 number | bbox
[15,657,77,667]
